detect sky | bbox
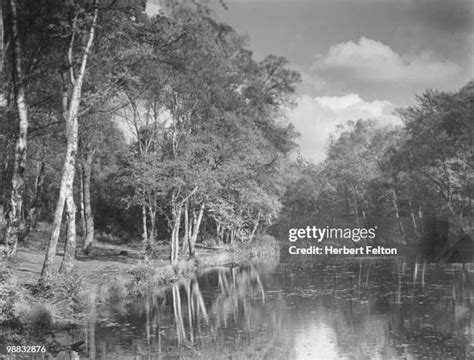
[148,0,473,162]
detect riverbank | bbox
[0,234,280,351]
[12,243,230,288]
[12,235,279,288]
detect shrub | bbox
[174,260,197,278]
[128,261,178,294]
[0,258,23,323]
[128,261,155,285]
[33,271,90,315]
[104,278,128,303]
[153,265,177,285]
[232,235,280,260]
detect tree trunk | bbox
[391,187,405,242]
[170,204,182,265]
[188,203,204,258]
[182,200,189,253]
[0,1,3,73]
[42,88,79,277]
[408,200,419,237]
[41,2,98,279]
[224,228,230,244]
[25,160,45,236]
[354,202,360,226]
[249,210,261,241]
[42,147,69,277]
[216,220,222,245]
[141,204,148,247]
[59,186,76,274]
[82,148,95,252]
[79,166,86,236]
[147,204,156,245]
[2,0,28,257]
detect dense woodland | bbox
[279,81,473,236]
[0,0,301,277]
[0,0,472,281]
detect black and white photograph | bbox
[0,0,473,358]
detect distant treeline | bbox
[276,81,473,240]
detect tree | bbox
[42,0,99,278]
[396,85,474,216]
[41,0,148,276]
[0,1,3,72]
[1,0,29,256]
[111,8,300,263]
[277,81,473,242]
[277,120,406,238]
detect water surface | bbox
[74,256,472,359]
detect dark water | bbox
[74,256,472,359]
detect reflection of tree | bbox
[171,277,209,346]
[200,264,292,358]
[85,265,286,358]
[60,259,472,359]
[210,265,266,333]
[393,263,472,358]
[172,285,185,344]
[271,260,471,359]
[322,261,472,359]
[85,305,96,360]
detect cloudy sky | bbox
[149,0,473,162]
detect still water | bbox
[80,255,472,359]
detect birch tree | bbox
[1,0,29,256]
[0,1,3,73]
[42,0,99,278]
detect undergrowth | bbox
[0,257,24,323]
[127,259,197,294]
[232,235,280,260]
[32,271,91,316]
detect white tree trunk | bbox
[59,186,76,274]
[41,1,98,278]
[249,210,261,241]
[148,204,156,244]
[171,203,182,265]
[0,1,4,73]
[142,204,148,247]
[188,203,204,258]
[182,201,188,252]
[2,0,28,257]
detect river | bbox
[55,251,472,360]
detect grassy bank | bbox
[0,234,280,349]
[120,234,281,294]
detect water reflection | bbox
[271,260,472,359]
[51,258,473,359]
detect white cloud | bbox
[313,37,462,85]
[289,94,401,163]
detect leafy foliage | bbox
[276,82,473,241]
